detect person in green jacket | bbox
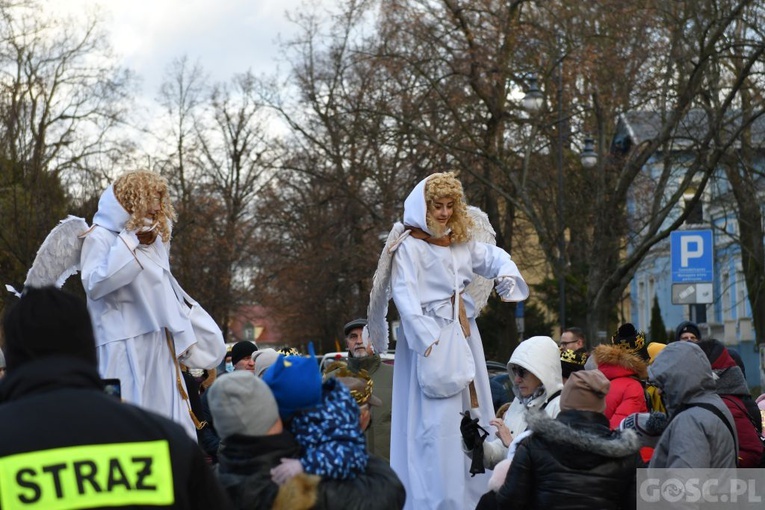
[324,318,393,461]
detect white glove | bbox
[495,276,517,299]
[271,458,304,485]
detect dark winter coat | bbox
[216,431,406,510]
[199,389,221,463]
[495,410,641,510]
[315,455,406,510]
[215,431,302,509]
[0,356,231,510]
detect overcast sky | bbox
[48,0,311,101]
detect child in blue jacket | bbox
[263,343,368,483]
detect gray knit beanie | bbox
[207,371,280,438]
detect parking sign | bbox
[670,230,713,283]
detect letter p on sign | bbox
[681,235,704,267]
[671,230,713,283]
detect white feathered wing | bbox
[365,206,498,354]
[365,222,408,355]
[464,206,497,313]
[24,215,91,288]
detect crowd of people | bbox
[2,170,765,510]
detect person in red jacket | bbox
[698,339,763,467]
[592,323,649,429]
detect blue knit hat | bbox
[262,342,322,419]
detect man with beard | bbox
[325,319,393,460]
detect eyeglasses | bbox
[510,366,529,378]
[559,340,579,347]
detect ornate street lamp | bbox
[519,74,599,332]
[580,137,598,168]
[521,76,544,113]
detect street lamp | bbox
[521,76,598,332]
[580,137,598,168]
[521,76,544,113]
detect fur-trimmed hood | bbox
[593,344,648,380]
[524,410,640,469]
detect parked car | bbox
[485,360,512,414]
[486,360,508,378]
[318,351,395,372]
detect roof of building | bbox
[612,109,765,154]
[227,304,282,347]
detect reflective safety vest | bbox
[0,440,175,509]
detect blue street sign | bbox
[670,230,714,283]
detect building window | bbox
[722,272,731,321]
[736,270,747,319]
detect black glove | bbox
[469,441,486,476]
[461,411,480,450]
[468,413,490,477]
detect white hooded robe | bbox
[389,176,529,510]
[80,185,224,440]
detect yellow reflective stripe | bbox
[0,440,174,509]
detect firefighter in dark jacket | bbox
[0,286,231,510]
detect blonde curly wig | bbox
[425,172,473,243]
[113,171,176,241]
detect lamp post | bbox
[555,59,565,332]
[521,76,544,113]
[581,137,598,168]
[521,75,598,332]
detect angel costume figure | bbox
[80,171,224,439]
[368,172,529,510]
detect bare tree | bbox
[251,1,430,350]
[154,66,278,339]
[157,55,208,209]
[703,4,765,357]
[0,0,134,294]
[373,0,764,342]
[235,0,765,355]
